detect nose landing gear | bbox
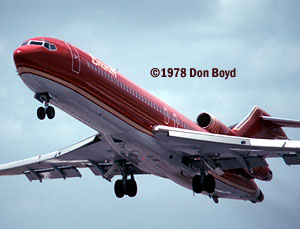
[35,92,56,120]
[37,106,55,120]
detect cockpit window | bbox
[50,44,57,50]
[21,40,57,51]
[43,42,57,50]
[30,41,43,46]
[43,42,50,49]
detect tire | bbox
[46,106,55,119]
[203,174,216,193]
[192,175,203,193]
[114,179,124,198]
[37,107,46,120]
[126,179,137,197]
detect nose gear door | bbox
[65,42,81,74]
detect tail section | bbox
[231,106,288,139]
[229,106,300,182]
[196,106,300,182]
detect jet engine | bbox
[250,166,273,181]
[197,112,233,135]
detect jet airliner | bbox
[1,37,300,203]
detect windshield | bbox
[21,40,57,51]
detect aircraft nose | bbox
[13,45,44,69]
[13,47,31,66]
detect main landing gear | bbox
[113,161,138,198]
[192,174,216,194]
[114,177,137,198]
[192,160,216,194]
[35,92,56,120]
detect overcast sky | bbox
[1,0,300,228]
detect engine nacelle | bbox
[251,166,273,181]
[197,112,233,135]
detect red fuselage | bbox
[14,37,268,198]
[14,37,204,136]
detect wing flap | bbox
[282,154,300,165]
[24,167,81,182]
[213,156,268,170]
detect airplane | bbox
[1,37,300,204]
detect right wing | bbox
[153,125,300,172]
[0,134,147,182]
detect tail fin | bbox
[231,106,289,139]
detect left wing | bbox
[153,125,300,172]
[0,135,147,182]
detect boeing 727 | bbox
[1,37,300,203]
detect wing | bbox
[0,135,147,182]
[153,125,300,172]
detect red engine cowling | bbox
[250,166,273,181]
[197,112,233,135]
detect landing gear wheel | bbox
[114,179,125,198]
[126,179,137,197]
[46,106,55,119]
[192,175,203,193]
[37,107,46,120]
[203,174,216,193]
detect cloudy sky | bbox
[1,0,300,228]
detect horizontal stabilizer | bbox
[262,116,300,128]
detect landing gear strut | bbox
[192,160,216,194]
[35,92,55,120]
